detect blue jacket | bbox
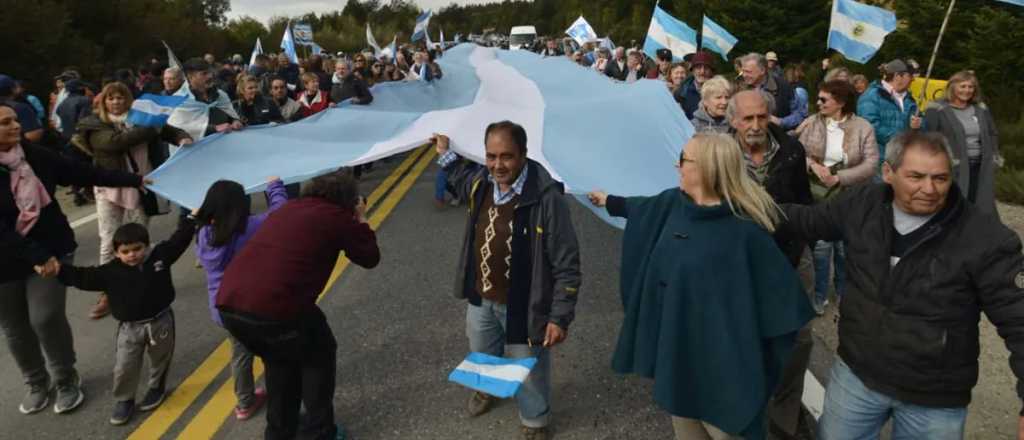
[857,81,918,162]
[675,77,702,119]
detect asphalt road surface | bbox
[0,148,1018,439]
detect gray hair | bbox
[699,75,734,102]
[163,66,183,79]
[738,53,767,70]
[725,89,776,123]
[885,131,957,171]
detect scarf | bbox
[0,144,52,235]
[299,90,324,108]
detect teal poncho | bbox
[611,189,812,439]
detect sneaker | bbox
[234,387,267,420]
[138,387,166,411]
[449,197,460,207]
[467,391,494,417]
[89,294,110,320]
[521,426,548,440]
[18,378,51,414]
[110,400,134,425]
[53,373,84,414]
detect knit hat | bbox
[690,51,715,68]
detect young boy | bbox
[57,218,195,425]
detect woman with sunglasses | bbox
[793,79,878,315]
[368,61,385,86]
[587,132,812,440]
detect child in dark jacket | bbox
[57,218,195,426]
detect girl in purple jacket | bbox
[195,177,288,420]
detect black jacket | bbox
[233,95,283,126]
[783,183,1024,408]
[55,93,92,142]
[759,124,814,265]
[0,144,142,282]
[604,60,628,81]
[58,218,196,322]
[329,75,373,105]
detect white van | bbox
[509,26,537,50]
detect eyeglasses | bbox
[675,158,696,168]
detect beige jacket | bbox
[795,114,878,186]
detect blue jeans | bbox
[466,300,551,428]
[813,241,846,305]
[435,168,450,201]
[818,357,967,440]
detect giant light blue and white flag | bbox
[412,10,433,42]
[995,0,1024,6]
[449,353,537,398]
[644,5,698,62]
[127,94,187,127]
[281,22,299,64]
[827,0,897,64]
[146,44,693,228]
[565,16,598,46]
[701,15,738,59]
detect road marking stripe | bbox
[70,212,98,229]
[128,147,427,440]
[174,148,437,439]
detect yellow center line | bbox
[127,147,430,440]
[174,148,437,439]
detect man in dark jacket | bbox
[183,58,242,136]
[728,89,815,439]
[782,130,1024,439]
[329,61,373,105]
[738,53,803,130]
[432,121,581,440]
[55,80,92,144]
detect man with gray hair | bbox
[781,130,1024,439]
[605,47,628,81]
[161,67,184,96]
[738,52,803,130]
[728,89,815,439]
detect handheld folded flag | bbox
[412,10,433,42]
[827,0,897,64]
[449,353,538,398]
[281,21,299,64]
[367,23,382,55]
[127,94,187,128]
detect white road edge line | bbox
[70,212,99,230]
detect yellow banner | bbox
[910,78,948,109]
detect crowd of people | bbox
[0,31,1019,440]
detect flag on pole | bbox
[701,15,738,59]
[827,0,897,64]
[248,37,263,67]
[127,94,187,127]
[162,41,182,70]
[412,10,433,42]
[381,36,398,60]
[310,42,324,56]
[643,5,698,62]
[599,37,616,50]
[367,23,382,54]
[281,21,299,64]
[565,16,599,46]
[448,353,538,398]
[292,23,314,45]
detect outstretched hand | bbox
[587,191,608,207]
[431,133,450,155]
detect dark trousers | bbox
[220,307,337,440]
[968,161,981,204]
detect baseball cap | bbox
[656,48,673,61]
[882,59,909,74]
[182,58,212,74]
[766,51,779,62]
[53,70,81,82]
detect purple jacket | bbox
[197,179,288,325]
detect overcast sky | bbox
[227,0,502,26]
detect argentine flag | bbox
[644,5,697,62]
[412,10,432,42]
[701,15,738,59]
[366,23,382,55]
[565,16,598,46]
[248,37,263,68]
[995,0,1024,6]
[449,353,537,398]
[827,0,897,64]
[280,22,299,64]
[127,94,187,127]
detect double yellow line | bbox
[128,146,437,440]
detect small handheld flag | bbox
[127,94,187,128]
[448,353,537,398]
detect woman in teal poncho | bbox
[588,133,813,440]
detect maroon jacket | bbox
[216,197,380,321]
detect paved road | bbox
[0,148,1018,439]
